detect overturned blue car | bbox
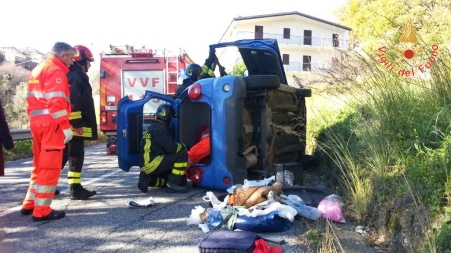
[116,39,311,191]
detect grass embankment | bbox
[304,46,451,252]
[4,131,108,161]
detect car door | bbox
[117,90,179,172]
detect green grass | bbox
[306,46,451,251]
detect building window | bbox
[255,25,263,39]
[304,30,312,45]
[282,54,290,65]
[303,55,311,71]
[333,34,339,47]
[283,28,290,39]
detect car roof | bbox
[210,39,288,85]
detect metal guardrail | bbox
[10,129,32,141]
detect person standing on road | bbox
[0,97,14,176]
[21,42,75,221]
[138,104,189,193]
[59,45,98,200]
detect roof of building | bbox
[233,11,352,31]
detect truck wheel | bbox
[296,88,312,97]
[244,75,280,90]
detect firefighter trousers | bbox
[62,139,85,185]
[22,120,65,218]
[140,148,188,187]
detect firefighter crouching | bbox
[138,104,189,193]
[21,42,75,221]
[60,44,98,200]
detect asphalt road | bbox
[0,144,307,253]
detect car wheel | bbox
[244,75,280,90]
[296,88,312,97]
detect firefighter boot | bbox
[70,184,96,200]
[165,175,188,193]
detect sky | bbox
[0,0,346,63]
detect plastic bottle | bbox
[275,170,294,186]
[280,195,321,221]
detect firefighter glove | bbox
[204,48,216,69]
[63,128,74,144]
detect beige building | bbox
[218,11,352,86]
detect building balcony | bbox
[234,31,349,48]
[283,62,326,73]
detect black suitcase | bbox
[198,229,258,253]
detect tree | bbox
[337,0,451,49]
[0,63,30,128]
[228,60,247,77]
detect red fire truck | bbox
[99,45,193,154]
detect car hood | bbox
[210,39,287,85]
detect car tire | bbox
[244,75,280,90]
[296,88,312,97]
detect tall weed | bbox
[307,43,451,250]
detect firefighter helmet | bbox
[155,104,175,122]
[186,63,202,81]
[73,45,95,62]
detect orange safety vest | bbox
[26,56,71,129]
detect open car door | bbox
[117,91,178,172]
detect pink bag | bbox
[317,194,346,223]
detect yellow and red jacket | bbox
[26,56,71,129]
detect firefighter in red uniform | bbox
[188,125,211,166]
[60,45,98,200]
[20,42,75,221]
[138,104,189,193]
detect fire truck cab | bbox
[99,45,192,154]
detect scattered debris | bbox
[126,197,154,208]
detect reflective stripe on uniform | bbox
[29,108,68,119]
[46,91,66,99]
[171,169,186,175]
[68,171,81,178]
[155,178,165,187]
[174,162,187,169]
[142,132,152,168]
[28,79,40,84]
[27,91,68,100]
[34,184,56,207]
[141,155,163,174]
[30,109,50,117]
[69,111,82,120]
[68,171,81,184]
[24,181,37,201]
[35,198,53,206]
[72,127,93,138]
[52,109,68,119]
[36,185,56,193]
[27,91,46,98]
[68,178,81,184]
